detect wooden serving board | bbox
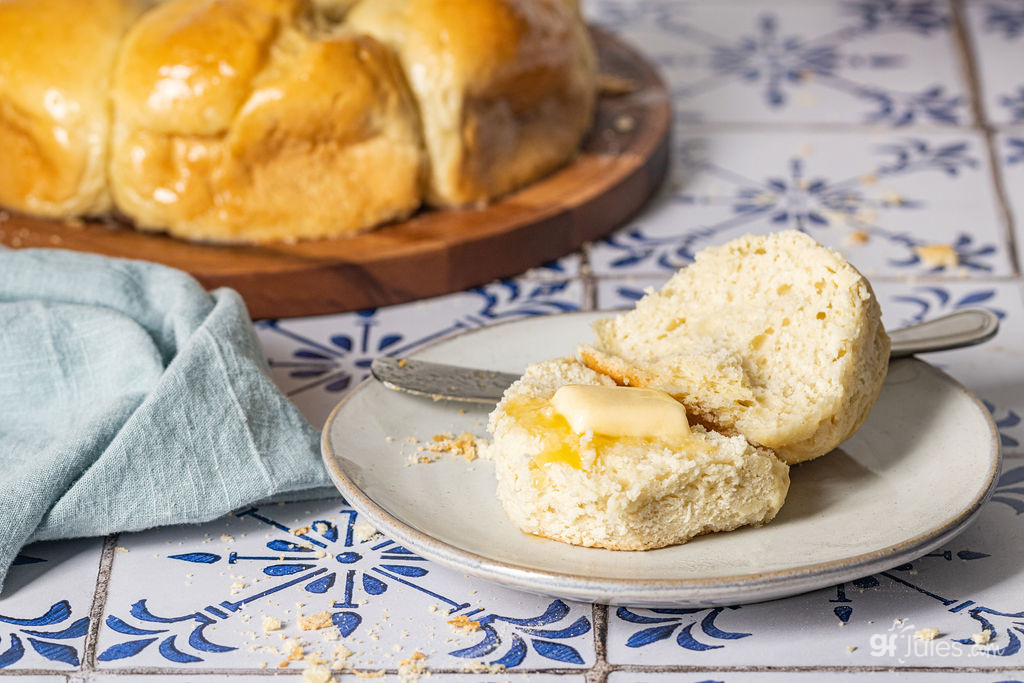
[0,29,670,319]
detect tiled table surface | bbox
[4,1,1024,681]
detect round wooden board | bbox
[0,29,670,319]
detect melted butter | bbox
[506,391,694,481]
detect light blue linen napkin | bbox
[0,249,333,592]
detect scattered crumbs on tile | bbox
[322,628,341,641]
[114,546,129,553]
[398,651,428,683]
[846,645,857,653]
[447,614,481,635]
[302,664,334,683]
[299,611,334,631]
[844,229,869,246]
[460,661,507,674]
[230,580,247,595]
[914,628,940,641]
[220,533,235,543]
[405,436,418,443]
[972,629,992,645]
[914,244,959,269]
[291,525,311,535]
[262,616,283,632]
[385,436,395,442]
[352,669,386,679]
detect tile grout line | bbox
[952,0,1022,276]
[580,243,599,312]
[82,534,119,677]
[586,603,610,683]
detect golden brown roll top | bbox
[0,0,596,242]
[347,0,597,207]
[110,0,425,242]
[0,0,145,217]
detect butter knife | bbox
[370,309,999,403]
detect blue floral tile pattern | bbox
[96,499,594,671]
[587,131,1009,278]
[586,0,969,125]
[965,0,1024,125]
[608,674,1024,683]
[0,539,101,671]
[256,278,584,428]
[997,132,1024,272]
[607,465,1024,666]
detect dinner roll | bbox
[488,357,790,551]
[578,230,890,465]
[0,0,146,217]
[347,0,597,207]
[109,0,425,243]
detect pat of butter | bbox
[549,385,689,440]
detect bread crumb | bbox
[845,230,869,246]
[398,651,428,683]
[859,173,877,185]
[262,616,283,632]
[291,526,311,535]
[405,436,418,443]
[353,519,381,542]
[915,244,959,269]
[230,580,247,595]
[114,547,129,553]
[352,670,386,679]
[333,644,354,662]
[220,534,235,543]
[299,611,333,631]
[397,358,408,368]
[598,73,636,96]
[259,661,267,669]
[447,614,481,635]
[322,628,340,641]
[460,661,507,674]
[425,432,479,461]
[914,627,939,641]
[972,629,992,645]
[303,665,334,683]
[846,645,856,653]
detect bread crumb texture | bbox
[914,627,940,641]
[578,230,889,464]
[488,357,789,550]
[298,610,333,631]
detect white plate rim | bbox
[321,312,1002,605]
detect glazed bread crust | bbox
[0,0,597,242]
[109,0,425,243]
[0,0,145,217]
[487,357,790,551]
[578,230,891,465]
[275,0,596,207]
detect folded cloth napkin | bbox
[0,249,333,592]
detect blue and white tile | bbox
[89,676,585,683]
[996,132,1024,273]
[965,0,1024,125]
[0,538,102,671]
[875,280,1024,454]
[607,465,1024,667]
[95,499,595,672]
[586,0,968,125]
[256,278,584,428]
[587,131,1008,278]
[608,673,1024,682]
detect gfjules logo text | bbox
[869,619,995,662]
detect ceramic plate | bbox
[321,312,1001,607]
